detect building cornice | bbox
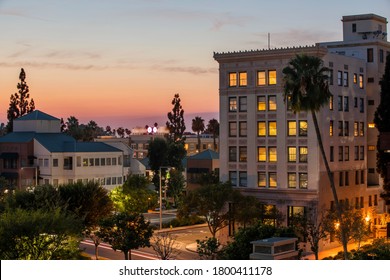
[213,44,328,63]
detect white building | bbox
[0,110,125,190]
[214,14,390,245]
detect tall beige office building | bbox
[214,14,390,246]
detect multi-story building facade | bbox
[0,110,125,190]
[214,14,390,247]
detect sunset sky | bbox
[1,0,389,131]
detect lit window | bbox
[368,123,375,129]
[288,121,296,136]
[239,72,247,86]
[353,73,357,84]
[288,173,297,188]
[299,121,307,136]
[268,95,277,111]
[258,172,266,187]
[345,146,349,161]
[229,72,237,87]
[299,173,308,189]
[330,120,334,136]
[329,95,334,110]
[257,71,266,86]
[258,121,266,137]
[359,74,364,89]
[239,146,247,162]
[354,122,359,136]
[258,96,266,111]
[269,172,277,188]
[268,147,277,162]
[268,121,277,136]
[258,147,266,162]
[268,70,277,85]
[288,147,297,162]
[368,145,376,151]
[360,122,365,135]
[229,97,237,112]
[299,146,308,163]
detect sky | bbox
[1,0,390,131]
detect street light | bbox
[159,166,172,230]
[21,166,38,187]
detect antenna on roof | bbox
[268,33,271,49]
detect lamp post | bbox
[159,166,171,230]
[21,166,38,187]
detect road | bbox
[79,224,211,260]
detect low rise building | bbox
[0,110,124,190]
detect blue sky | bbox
[0,0,389,130]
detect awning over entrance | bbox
[0,153,19,159]
[0,172,19,179]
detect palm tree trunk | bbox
[197,132,201,152]
[311,109,348,260]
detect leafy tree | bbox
[98,212,153,260]
[166,168,185,207]
[166,93,186,143]
[290,207,327,260]
[0,208,82,260]
[6,68,35,132]
[196,237,220,260]
[234,194,265,229]
[110,175,157,213]
[58,181,113,228]
[182,182,237,238]
[205,118,219,151]
[166,140,187,171]
[148,137,169,187]
[192,116,205,152]
[151,232,181,260]
[218,221,277,260]
[323,206,371,253]
[282,54,350,259]
[374,53,390,204]
[64,116,83,140]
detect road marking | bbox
[80,240,159,260]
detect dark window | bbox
[352,23,356,33]
[367,48,374,62]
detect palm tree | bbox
[283,53,348,259]
[205,118,220,151]
[192,116,205,153]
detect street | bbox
[79,224,211,260]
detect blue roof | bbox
[188,149,219,160]
[0,132,121,153]
[16,110,59,121]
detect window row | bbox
[229,70,277,87]
[329,121,365,137]
[229,120,308,138]
[229,171,309,189]
[52,177,124,187]
[334,71,364,89]
[229,96,278,112]
[330,146,365,162]
[334,95,364,112]
[51,156,123,170]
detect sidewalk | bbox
[303,240,373,260]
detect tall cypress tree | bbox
[166,93,186,143]
[6,68,35,132]
[374,53,390,205]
